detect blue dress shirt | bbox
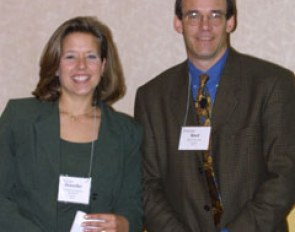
[189,49,229,105]
[220,229,229,232]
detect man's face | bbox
[174,0,235,70]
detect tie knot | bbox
[199,74,209,86]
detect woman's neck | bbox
[58,95,94,115]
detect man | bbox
[134,0,295,231]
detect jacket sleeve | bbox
[134,90,189,232]
[112,120,144,232]
[226,72,295,231]
[0,101,42,232]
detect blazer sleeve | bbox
[134,90,189,232]
[0,101,42,232]
[226,72,295,231]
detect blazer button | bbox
[198,167,204,174]
[92,192,98,201]
[204,205,211,211]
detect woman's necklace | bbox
[60,108,95,121]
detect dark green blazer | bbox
[0,98,143,232]
[135,48,295,232]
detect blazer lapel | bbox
[170,61,198,127]
[34,101,61,182]
[211,49,241,132]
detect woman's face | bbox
[57,32,106,101]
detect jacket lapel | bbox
[34,101,61,182]
[211,49,241,133]
[170,61,198,127]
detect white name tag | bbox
[178,126,211,150]
[58,176,92,205]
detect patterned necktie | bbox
[195,74,223,226]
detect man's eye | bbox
[212,12,222,19]
[189,12,199,19]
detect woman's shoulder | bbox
[5,97,55,117]
[101,102,143,134]
[8,97,50,107]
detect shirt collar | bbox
[188,49,229,81]
[188,49,229,101]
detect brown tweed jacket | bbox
[135,48,295,232]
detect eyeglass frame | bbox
[182,10,227,26]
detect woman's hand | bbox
[81,213,129,232]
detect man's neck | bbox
[188,47,229,72]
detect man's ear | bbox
[226,15,236,33]
[174,16,183,34]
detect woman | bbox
[0,16,143,232]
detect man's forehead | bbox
[182,0,227,9]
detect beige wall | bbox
[289,208,295,232]
[0,0,294,230]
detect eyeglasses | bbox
[182,10,226,26]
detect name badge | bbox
[178,126,211,150]
[58,175,92,205]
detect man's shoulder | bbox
[230,49,293,76]
[101,102,143,134]
[138,60,188,91]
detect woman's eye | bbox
[64,54,76,60]
[87,54,99,60]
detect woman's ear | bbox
[101,58,107,75]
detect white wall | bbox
[0,0,294,229]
